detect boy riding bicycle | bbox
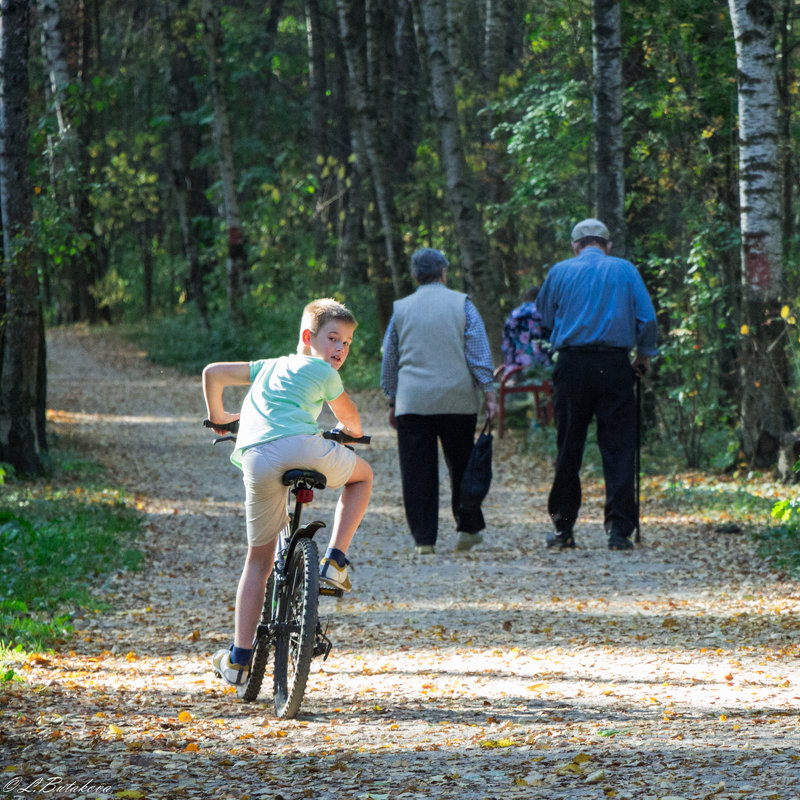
[203,298,373,687]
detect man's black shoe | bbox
[608,531,634,551]
[546,530,575,549]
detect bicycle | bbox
[204,420,370,718]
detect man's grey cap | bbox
[571,218,610,242]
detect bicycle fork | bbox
[269,518,336,662]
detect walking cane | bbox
[634,373,641,543]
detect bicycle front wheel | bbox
[273,537,319,718]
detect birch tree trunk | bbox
[728,0,791,467]
[416,0,502,359]
[160,0,210,329]
[0,0,46,475]
[38,0,97,322]
[483,0,508,88]
[201,0,244,327]
[38,0,70,137]
[777,0,795,253]
[336,0,403,297]
[592,0,626,257]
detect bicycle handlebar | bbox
[322,429,371,445]
[203,420,369,446]
[204,418,239,433]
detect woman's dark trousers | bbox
[396,413,484,547]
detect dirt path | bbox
[2,325,799,800]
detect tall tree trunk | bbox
[415,0,502,360]
[777,0,795,254]
[0,0,46,475]
[38,0,70,137]
[78,0,107,323]
[201,0,245,327]
[306,0,330,261]
[336,0,403,297]
[482,0,522,300]
[483,0,508,88]
[728,0,791,467]
[593,0,626,257]
[160,0,210,329]
[330,23,365,291]
[38,0,94,323]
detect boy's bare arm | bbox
[202,362,251,427]
[328,391,363,438]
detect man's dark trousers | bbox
[549,349,637,537]
[396,413,484,547]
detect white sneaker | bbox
[454,531,483,551]
[212,647,249,686]
[319,558,352,592]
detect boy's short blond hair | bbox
[298,298,357,353]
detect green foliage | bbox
[661,479,775,519]
[765,459,800,575]
[0,455,144,651]
[649,224,740,469]
[492,7,594,268]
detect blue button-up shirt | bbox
[536,246,658,357]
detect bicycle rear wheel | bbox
[238,572,274,702]
[273,537,319,718]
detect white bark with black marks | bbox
[728,0,790,468]
[728,0,782,298]
[592,0,626,257]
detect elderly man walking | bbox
[380,248,497,555]
[536,219,658,551]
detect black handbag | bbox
[460,422,493,513]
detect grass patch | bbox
[0,448,144,666]
[660,480,777,519]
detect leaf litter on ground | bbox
[1,326,798,800]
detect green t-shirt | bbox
[231,354,344,468]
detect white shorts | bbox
[240,434,357,547]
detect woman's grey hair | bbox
[411,248,448,284]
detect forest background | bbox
[1,3,800,524]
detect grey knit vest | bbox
[393,284,480,415]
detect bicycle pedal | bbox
[319,586,344,598]
[313,639,333,659]
[313,632,333,660]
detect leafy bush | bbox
[648,225,740,469]
[764,458,800,574]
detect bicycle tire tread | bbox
[273,538,319,718]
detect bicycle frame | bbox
[256,473,338,660]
